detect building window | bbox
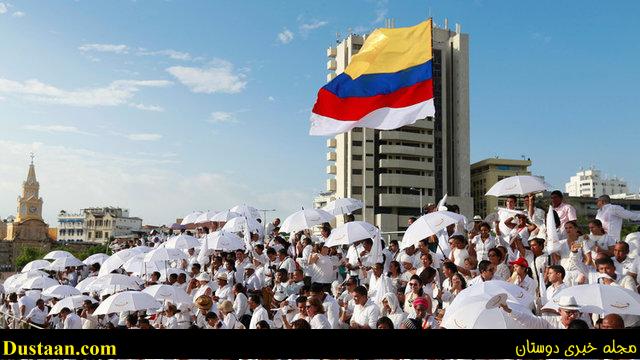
[352,141,363,146]
[352,186,363,195]
[352,155,363,161]
[353,169,362,175]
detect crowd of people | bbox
[1,192,640,330]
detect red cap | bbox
[509,257,529,268]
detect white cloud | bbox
[166,60,247,94]
[78,43,129,54]
[137,48,191,61]
[125,133,163,141]
[268,96,275,102]
[129,103,164,112]
[0,3,6,14]
[277,29,294,44]
[0,140,312,226]
[300,20,328,32]
[23,124,96,136]
[12,11,24,17]
[208,111,238,124]
[373,0,388,23]
[0,77,172,107]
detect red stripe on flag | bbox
[312,79,433,121]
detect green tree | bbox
[15,247,47,270]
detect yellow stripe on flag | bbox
[344,19,432,80]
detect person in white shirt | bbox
[584,219,616,258]
[596,195,640,242]
[306,297,332,329]
[243,265,262,293]
[248,294,269,329]
[349,285,380,329]
[232,283,250,322]
[378,292,407,329]
[612,242,639,281]
[213,273,234,303]
[507,257,537,298]
[25,299,48,328]
[309,283,341,329]
[467,260,496,287]
[545,265,568,301]
[60,307,83,329]
[277,250,296,278]
[469,222,499,262]
[550,191,577,229]
[500,295,590,329]
[367,263,395,304]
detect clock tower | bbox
[16,156,44,222]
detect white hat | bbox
[596,273,614,281]
[473,215,483,221]
[557,295,581,311]
[195,273,210,282]
[244,264,255,271]
[273,292,287,302]
[399,254,412,264]
[215,273,228,281]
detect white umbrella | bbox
[165,234,200,250]
[485,175,550,197]
[142,285,192,305]
[210,210,242,222]
[123,255,163,277]
[442,293,527,329]
[180,211,203,225]
[3,271,48,293]
[143,248,187,263]
[42,284,81,299]
[461,280,534,309]
[400,211,460,250]
[88,274,143,293]
[230,205,262,220]
[75,276,98,293]
[83,253,109,266]
[222,216,262,233]
[280,208,335,233]
[322,197,363,216]
[44,250,74,260]
[325,221,379,247]
[49,295,97,315]
[48,256,84,271]
[20,276,59,290]
[203,230,245,253]
[543,284,640,315]
[94,291,162,316]
[194,210,219,224]
[21,259,52,272]
[99,248,145,276]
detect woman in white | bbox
[379,292,407,329]
[309,245,338,291]
[506,214,537,257]
[219,300,244,329]
[448,235,470,269]
[305,297,331,329]
[584,219,615,260]
[469,222,499,262]
[7,293,20,329]
[488,247,511,281]
[552,221,587,286]
[508,257,537,298]
[191,273,214,300]
[232,283,250,321]
[441,273,467,309]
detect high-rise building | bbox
[470,158,532,218]
[321,21,473,238]
[565,167,628,198]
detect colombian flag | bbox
[310,19,435,136]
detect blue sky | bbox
[1,0,639,225]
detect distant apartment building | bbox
[470,158,532,218]
[565,167,628,198]
[321,21,473,238]
[56,207,142,244]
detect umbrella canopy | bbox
[543,284,640,315]
[194,210,219,224]
[83,253,109,266]
[142,284,192,305]
[44,250,74,260]
[401,211,460,250]
[99,248,149,276]
[143,248,188,263]
[280,208,335,233]
[170,223,187,231]
[325,221,379,247]
[20,276,59,290]
[21,259,52,273]
[94,291,162,316]
[49,295,97,315]
[442,293,528,329]
[485,175,550,197]
[3,271,48,293]
[75,276,98,293]
[222,216,262,233]
[230,205,262,220]
[123,255,163,276]
[48,256,84,271]
[322,197,363,216]
[180,211,203,225]
[203,230,245,253]
[42,284,81,299]
[461,280,535,309]
[165,234,200,250]
[88,274,144,292]
[210,210,242,222]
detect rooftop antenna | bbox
[29,152,35,165]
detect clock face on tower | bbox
[29,206,37,214]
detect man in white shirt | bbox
[550,191,577,229]
[350,285,380,329]
[17,291,35,320]
[367,263,394,304]
[612,241,639,281]
[25,299,48,328]
[60,307,83,329]
[213,273,234,302]
[596,195,640,242]
[309,283,341,329]
[500,295,588,329]
[467,260,495,287]
[243,265,262,293]
[277,249,296,278]
[248,294,269,329]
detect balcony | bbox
[379,145,433,157]
[327,165,337,175]
[327,46,337,58]
[326,179,336,192]
[327,59,337,71]
[379,173,434,188]
[379,159,431,171]
[379,131,428,143]
[326,72,337,82]
[327,152,337,161]
[378,194,424,208]
[326,138,337,148]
